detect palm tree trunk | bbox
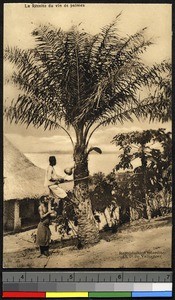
[73,139,100,248]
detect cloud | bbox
[5,120,171,154]
[39,135,72,144]
[88,125,142,146]
[5,133,74,153]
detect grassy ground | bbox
[3,215,172,268]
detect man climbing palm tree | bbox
[45,156,66,196]
[44,155,71,214]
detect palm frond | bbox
[4,17,171,141]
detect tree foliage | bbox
[4,15,171,144]
[89,172,114,212]
[112,128,172,200]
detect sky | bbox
[4,3,172,154]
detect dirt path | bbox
[3,215,172,268]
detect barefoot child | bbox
[36,196,55,256]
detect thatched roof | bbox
[4,137,46,200]
[3,137,73,201]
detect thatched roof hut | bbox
[4,137,46,201]
[3,137,73,201]
[3,137,74,232]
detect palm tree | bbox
[4,14,171,246]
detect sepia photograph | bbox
[3,3,172,268]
